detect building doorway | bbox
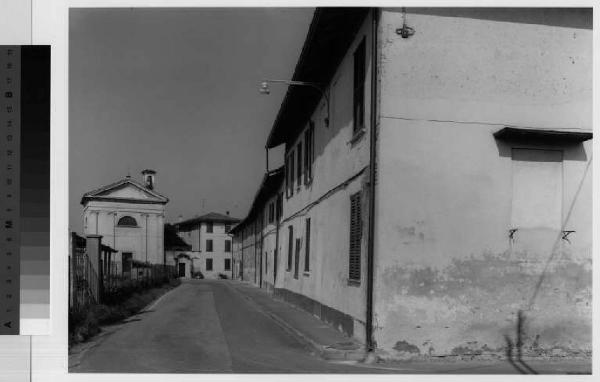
[178,262,186,278]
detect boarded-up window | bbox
[287,226,293,271]
[349,192,362,281]
[511,149,563,230]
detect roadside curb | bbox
[227,281,367,362]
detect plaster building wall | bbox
[275,12,375,339]
[176,218,235,279]
[83,200,165,265]
[373,8,592,357]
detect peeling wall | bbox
[373,8,592,357]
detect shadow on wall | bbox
[494,138,588,161]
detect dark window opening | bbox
[287,226,293,271]
[353,38,366,134]
[304,122,315,184]
[224,258,231,271]
[294,238,301,279]
[304,218,311,272]
[296,142,302,188]
[225,240,231,252]
[117,216,137,227]
[206,258,213,271]
[206,221,213,233]
[206,239,213,252]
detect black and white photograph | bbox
[60,4,592,376]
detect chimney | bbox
[141,169,156,190]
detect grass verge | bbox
[69,278,181,347]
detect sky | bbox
[69,8,314,232]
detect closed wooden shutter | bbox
[349,192,362,281]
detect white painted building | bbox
[81,170,168,271]
[173,212,240,279]
[234,8,592,359]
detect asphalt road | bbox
[70,279,388,373]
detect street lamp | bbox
[259,79,330,127]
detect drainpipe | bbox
[366,8,379,353]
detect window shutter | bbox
[349,192,362,281]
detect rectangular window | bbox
[225,223,231,233]
[304,218,311,272]
[349,192,362,282]
[285,155,289,197]
[224,258,231,271]
[265,251,268,274]
[225,240,231,252]
[206,221,213,233]
[287,226,293,271]
[353,38,366,134]
[206,239,213,252]
[276,193,283,220]
[296,142,302,188]
[294,238,301,279]
[122,252,132,274]
[287,150,295,197]
[268,202,274,223]
[206,258,213,271]
[304,122,315,184]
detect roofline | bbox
[230,166,285,235]
[265,7,370,148]
[80,177,169,205]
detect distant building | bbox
[232,8,592,358]
[230,167,284,291]
[81,169,168,273]
[164,223,193,278]
[174,212,240,279]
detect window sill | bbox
[349,128,366,146]
[347,279,361,287]
[303,271,310,277]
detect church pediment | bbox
[81,178,168,205]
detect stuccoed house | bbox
[164,223,193,278]
[81,169,169,274]
[230,167,284,291]
[173,212,240,279]
[232,8,592,359]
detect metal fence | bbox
[69,247,100,312]
[69,233,177,312]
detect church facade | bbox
[81,170,169,271]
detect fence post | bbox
[86,234,104,303]
[69,232,77,310]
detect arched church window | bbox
[117,216,138,227]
